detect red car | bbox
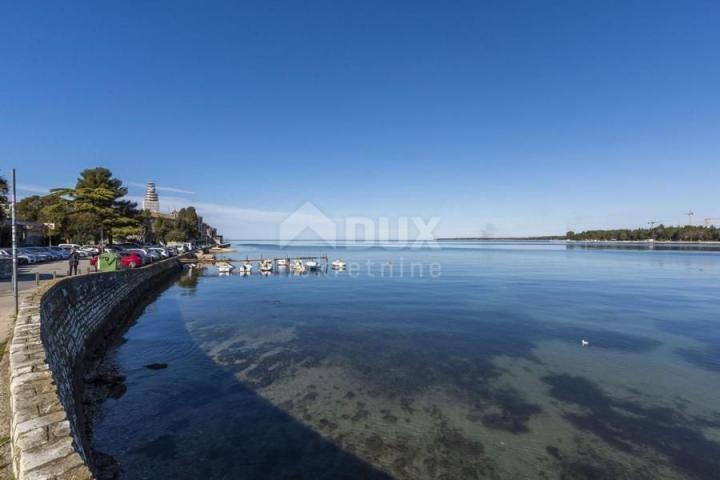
[121,252,144,269]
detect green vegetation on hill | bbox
[567,225,720,242]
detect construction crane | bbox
[704,218,720,227]
[685,211,694,225]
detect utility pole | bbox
[11,168,18,314]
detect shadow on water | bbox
[90,263,718,480]
[88,270,393,480]
[543,374,720,480]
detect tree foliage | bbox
[49,167,140,243]
[174,207,200,241]
[13,168,141,244]
[9,167,208,246]
[567,225,720,242]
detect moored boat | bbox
[305,260,319,270]
[260,259,273,272]
[331,259,346,269]
[241,262,253,273]
[216,261,234,273]
[292,259,305,273]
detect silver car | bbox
[0,248,35,264]
[23,247,51,262]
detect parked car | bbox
[115,242,142,250]
[148,247,170,258]
[28,247,61,261]
[24,247,51,262]
[40,247,63,260]
[80,245,100,256]
[0,248,32,264]
[58,243,81,250]
[120,252,144,269]
[17,248,42,264]
[49,246,71,259]
[124,248,151,264]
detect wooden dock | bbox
[187,255,330,264]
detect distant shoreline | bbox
[436,237,565,241]
[225,238,720,245]
[438,238,720,245]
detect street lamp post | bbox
[11,168,18,314]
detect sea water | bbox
[90,242,720,479]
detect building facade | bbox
[143,182,160,213]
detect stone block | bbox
[20,436,75,472]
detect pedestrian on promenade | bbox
[68,248,80,276]
[90,251,99,272]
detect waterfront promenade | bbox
[0,259,90,479]
[1,260,91,343]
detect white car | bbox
[0,248,36,264]
[80,245,100,256]
[148,247,169,258]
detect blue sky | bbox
[1,1,719,238]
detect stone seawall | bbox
[8,257,183,479]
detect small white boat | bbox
[276,258,288,267]
[260,259,273,272]
[216,261,234,273]
[241,262,253,273]
[331,259,346,269]
[292,259,305,273]
[305,260,319,270]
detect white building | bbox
[143,182,160,213]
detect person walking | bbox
[68,248,80,276]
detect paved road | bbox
[0,259,93,343]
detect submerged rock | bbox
[144,363,169,370]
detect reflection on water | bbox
[91,243,720,479]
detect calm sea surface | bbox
[91,241,720,479]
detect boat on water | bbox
[241,262,253,273]
[216,261,234,273]
[292,259,305,273]
[331,259,346,270]
[276,258,288,267]
[260,259,273,272]
[305,260,320,270]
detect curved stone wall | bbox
[9,257,183,479]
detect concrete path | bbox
[0,259,93,344]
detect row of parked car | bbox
[0,243,187,267]
[0,246,77,265]
[89,243,182,269]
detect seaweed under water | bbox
[543,374,720,479]
[91,244,720,479]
